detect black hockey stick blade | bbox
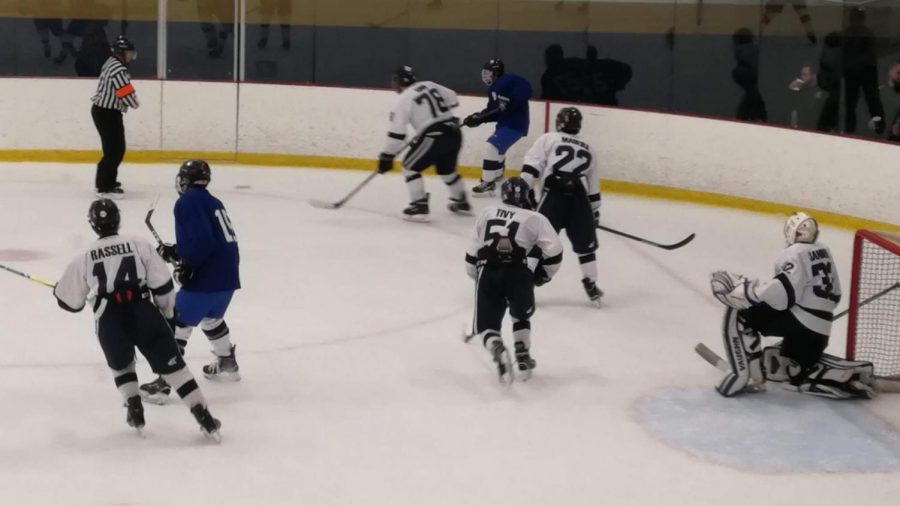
[597,225,695,250]
[832,282,900,321]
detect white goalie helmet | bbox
[784,212,819,246]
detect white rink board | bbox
[0,78,897,223]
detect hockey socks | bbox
[112,361,139,402]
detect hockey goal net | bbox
[846,230,900,376]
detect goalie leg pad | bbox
[716,308,764,397]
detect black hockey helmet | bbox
[88,199,121,237]
[500,177,533,210]
[556,107,583,135]
[176,159,211,195]
[111,35,136,57]
[392,65,417,89]
[482,58,505,85]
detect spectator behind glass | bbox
[816,31,842,132]
[886,61,900,142]
[582,45,632,106]
[257,0,292,50]
[761,1,817,46]
[732,28,767,122]
[788,64,824,129]
[540,44,566,100]
[842,7,885,135]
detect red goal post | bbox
[846,230,900,376]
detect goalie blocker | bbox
[711,212,875,400]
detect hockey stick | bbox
[597,225,695,250]
[694,342,900,393]
[145,194,165,246]
[832,282,900,321]
[310,170,380,210]
[0,263,55,288]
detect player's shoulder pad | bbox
[775,244,805,274]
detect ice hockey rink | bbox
[0,162,898,506]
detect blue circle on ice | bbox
[636,387,900,473]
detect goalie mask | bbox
[784,212,819,246]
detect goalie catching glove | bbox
[710,270,760,309]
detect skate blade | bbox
[139,391,170,405]
[203,371,241,382]
[496,349,514,386]
[516,368,533,382]
[402,214,430,223]
[202,429,223,444]
[133,427,146,439]
[470,191,495,198]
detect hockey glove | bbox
[157,243,179,264]
[463,113,482,128]
[710,271,759,309]
[534,265,551,287]
[377,153,395,174]
[173,264,193,286]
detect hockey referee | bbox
[91,35,139,198]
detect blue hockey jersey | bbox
[480,73,532,134]
[174,188,241,293]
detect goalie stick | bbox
[693,342,900,393]
[0,263,55,288]
[597,225,695,251]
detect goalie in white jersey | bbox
[53,199,222,438]
[377,65,470,222]
[466,177,563,383]
[710,212,875,399]
[521,107,603,305]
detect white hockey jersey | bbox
[465,204,563,279]
[381,80,460,156]
[54,234,175,318]
[521,131,601,209]
[753,241,841,336]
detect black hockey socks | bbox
[112,361,139,402]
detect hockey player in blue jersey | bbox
[463,58,533,197]
[139,160,242,404]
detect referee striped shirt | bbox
[91,56,139,112]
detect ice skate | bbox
[95,187,124,200]
[190,404,222,442]
[139,376,171,405]
[471,179,498,198]
[402,194,430,223]
[581,277,604,307]
[202,345,241,381]
[447,196,472,215]
[489,339,514,385]
[125,395,145,434]
[514,341,536,381]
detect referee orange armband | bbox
[115,83,135,99]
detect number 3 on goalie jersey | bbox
[812,262,840,302]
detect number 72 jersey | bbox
[381,80,459,156]
[756,241,842,336]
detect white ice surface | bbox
[0,163,899,506]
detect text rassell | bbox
[90,243,134,262]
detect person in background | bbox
[732,28,768,122]
[787,64,824,129]
[90,35,139,198]
[885,61,900,142]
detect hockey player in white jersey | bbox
[521,107,603,305]
[710,212,875,399]
[377,65,470,222]
[466,177,563,382]
[53,199,222,439]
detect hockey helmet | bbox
[482,58,505,85]
[88,199,121,237]
[556,107,583,135]
[176,159,211,195]
[392,65,417,90]
[784,212,819,246]
[111,35,136,60]
[501,177,533,210]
